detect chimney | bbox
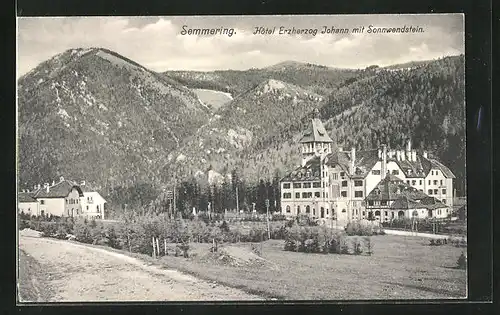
[51,180,55,186]
[378,149,381,158]
[45,183,50,193]
[37,184,41,190]
[423,151,428,159]
[59,176,64,182]
[33,184,36,191]
[411,150,417,162]
[350,147,356,174]
[381,145,387,180]
[80,180,86,186]
[406,139,412,161]
[400,150,405,161]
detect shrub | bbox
[105,225,121,249]
[345,221,374,236]
[304,238,320,253]
[19,220,29,230]
[177,243,190,258]
[353,237,363,255]
[271,214,286,221]
[39,222,58,237]
[457,251,467,269]
[363,236,374,255]
[73,219,93,244]
[219,220,230,233]
[340,237,350,254]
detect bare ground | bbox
[18,236,264,302]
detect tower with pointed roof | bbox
[299,110,333,166]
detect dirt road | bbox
[18,236,264,302]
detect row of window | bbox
[66,198,79,205]
[283,192,328,199]
[429,189,446,195]
[283,182,322,189]
[340,180,363,187]
[428,179,444,186]
[430,170,440,176]
[339,190,364,198]
[284,205,330,216]
[371,169,399,175]
[285,175,446,191]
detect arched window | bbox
[286,205,291,213]
[375,210,381,216]
[412,210,418,217]
[398,211,405,218]
[306,205,310,213]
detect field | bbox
[130,235,467,300]
[192,88,233,110]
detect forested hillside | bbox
[164,61,360,98]
[18,48,210,191]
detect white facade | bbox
[18,201,39,216]
[425,169,453,206]
[38,197,66,217]
[80,191,107,219]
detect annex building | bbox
[280,116,455,222]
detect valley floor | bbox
[18,234,467,301]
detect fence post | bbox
[152,237,156,258]
[156,237,160,257]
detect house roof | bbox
[366,175,447,210]
[389,195,447,210]
[281,156,322,182]
[299,118,333,143]
[365,174,429,201]
[325,149,379,179]
[34,180,84,198]
[427,158,455,178]
[18,192,38,203]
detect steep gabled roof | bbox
[281,156,322,182]
[427,158,456,178]
[299,118,333,143]
[366,174,429,201]
[18,192,38,203]
[392,156,428,178]
[34,180,84,198]
[389,196,423,210]
[325,149,379,179]
[389,195,447,210]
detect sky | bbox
[17,14,464,77]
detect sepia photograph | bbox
[16,14,467,302]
